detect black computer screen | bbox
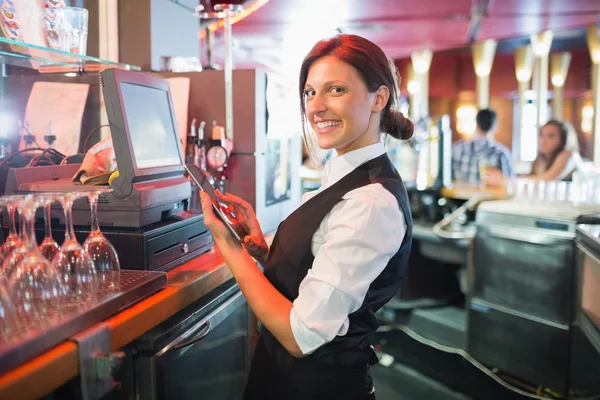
[120,82,182,169]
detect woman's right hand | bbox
[216,190,270,264]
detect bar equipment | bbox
[115,280,253,400]
[467,200,600,395]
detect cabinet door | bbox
[145,292,253,400]
[472,225,573,324]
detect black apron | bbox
[244,154,413,400]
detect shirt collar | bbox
[321,142,386,188]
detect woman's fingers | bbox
[200,191,214,221]
[200,192,221,229]
[216,190,252,211]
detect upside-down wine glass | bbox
[8,195,67,323]
[82,188,120,291]
[39,194,60,262]
[52,192,96,304]
[1,194,34,279]
[0,196,23,271]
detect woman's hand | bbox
[215,190,270,264]
[199,191,237,244]
[481,167,506,187]
[199,190,270,263]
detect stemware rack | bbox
[0,270,167,375]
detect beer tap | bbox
[44,121,56,148]
[20,121,36,149]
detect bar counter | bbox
[0,248,233,400]
[440,183,509,201]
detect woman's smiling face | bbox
[303,55,384,156]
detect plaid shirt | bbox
[452,137,513,184]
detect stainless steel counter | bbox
[576,224,600,355]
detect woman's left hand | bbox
[199,191,237,244]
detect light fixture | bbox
[587,26,600,64]
[514,45,534,82]
[551,75,564,87]
[550,52,571,88]
[472,39,497,77]
[407,80,420,95]
[197,0,269,38]
[530,31,554,57]
[475,64,490,77]
[456,105,477,136]
[411,50,433,74]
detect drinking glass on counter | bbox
[478,158,495,188]
[55,7,89,55]
[82,188,120,291]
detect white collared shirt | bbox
[289,142,407,354]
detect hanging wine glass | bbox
[38,194,60,262]
[0,195,24,272]
[81,188,120,291]
[8,195,67,323]
[1,194,34,279]
[52,192,97,304]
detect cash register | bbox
[4,69,213,271]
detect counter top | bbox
[578,224,600,253]
[441,183,509,201]
[0,247,233,400]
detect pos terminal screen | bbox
[119,82,182,169]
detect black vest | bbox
[244,154,412,399]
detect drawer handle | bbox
[180,243,189,254]
[173,321,211,350]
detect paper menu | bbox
[22,81,90,156]
[166,77,191,149]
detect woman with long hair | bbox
[529,119,580,180]
[200,34,414,399]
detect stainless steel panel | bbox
[467,300,570,395]
[137,290,253,400]
[476,210,576,238]
[0,270,167,375]
[472,225,574,324]
[575,227,600,356]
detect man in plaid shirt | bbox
[452,108,513,185]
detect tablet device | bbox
[185,164,248,243]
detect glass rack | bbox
[0,37,141,73]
